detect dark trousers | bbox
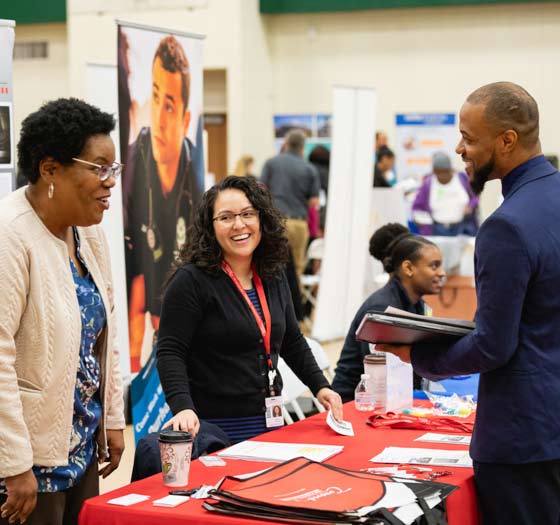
[474,459,560,525]
[432,221,462,236]
[0,460,99,525]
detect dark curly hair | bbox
[172,176,290,280]
[17,98,115,184]
[153,35,190,112]
[369,223,435,274]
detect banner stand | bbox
[0,19,16,198]
[312,86,376,342]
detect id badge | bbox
[265,396,284,428]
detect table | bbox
[424,275,477,320]
[79,405,480,525]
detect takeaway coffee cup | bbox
[158,429,193,487]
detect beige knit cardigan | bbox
[0,188,125,478]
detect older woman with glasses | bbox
[0,98,126,525]
[157,175,343,444]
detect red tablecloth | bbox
[79,404,479,525]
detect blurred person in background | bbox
[412,151,479,236]
[375,131,388,153]
[373,145,396,187]
[308,145,330,242]
[233,155,255,178]
[261,129,320,279]
[308,145,330,200]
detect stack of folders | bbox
[203,456,457,525]
[216,441,344,463]
[356,306,475,346]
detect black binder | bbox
[356,311,474,345]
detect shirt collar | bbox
[390,277,424,313]
[501,155,546,198]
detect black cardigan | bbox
[156,263,329,419]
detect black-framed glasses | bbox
[72,157,124,182]
[212,209,259,226]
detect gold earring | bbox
[48,182,54,199]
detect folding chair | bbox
[277,356,325,425]
[305,336,334,381]
[300,238,324,328]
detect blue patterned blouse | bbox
[0,229,106,494]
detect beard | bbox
[470,154,496,195]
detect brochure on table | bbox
[217,440,344,463]
[370,446,473,468]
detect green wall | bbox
[2,0,66,24]
[261,0,559,14]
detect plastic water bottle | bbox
[354,374,376,411]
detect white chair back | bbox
[305,336,333,380]
[277,355,326,424]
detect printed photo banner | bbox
[395,113,457,182]
[118,20,205,443]
[118,21,205,375]
[0,19,15,197]
[273,113,331,157]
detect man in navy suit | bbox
[379,82,560,524]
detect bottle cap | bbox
[360,373,370,379]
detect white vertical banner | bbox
[86,62,131,384]
[0,19,15,198]
[312,86,376,342]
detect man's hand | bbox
[316,387,344,421]
[1,469,37,524]
[99,429,125,479]
[376,344,412,363]
[162,409,200,438]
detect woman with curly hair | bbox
[156,176,342,443]
[332,223,446,402]
[0,98,125,525]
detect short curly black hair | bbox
[172,176,290,281]
[17,97,115,184]
[369,223,435,274]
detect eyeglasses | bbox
[212,209,259,226]
[72,157,124,182]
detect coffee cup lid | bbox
[159,429,193,443]
[364,354,386,364]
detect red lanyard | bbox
[221,261,275,390]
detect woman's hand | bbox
[162,409,200,437]
[1,469,38,524]
[316,387,344,422]
[99,429,125,479]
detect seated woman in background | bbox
[332,223,445,402]
[157,175,342,444]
